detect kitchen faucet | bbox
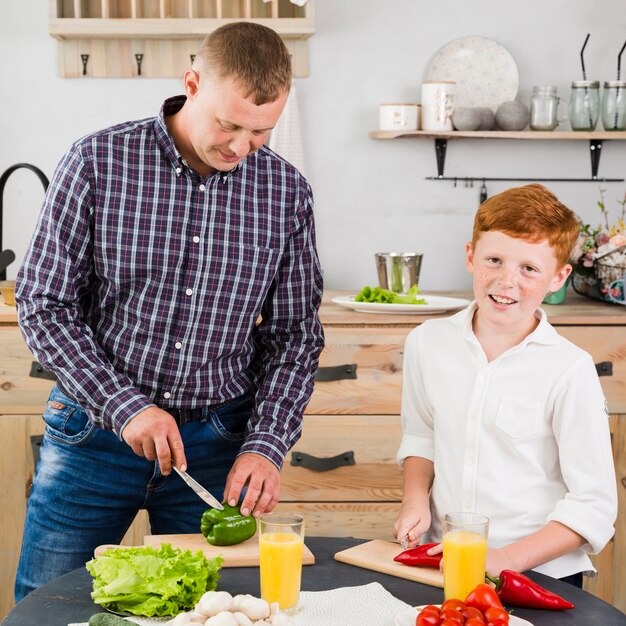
[0,163,49,280]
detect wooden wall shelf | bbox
[48,0,315,78]
[369,130,626,181]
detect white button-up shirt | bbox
[397,302,617,578]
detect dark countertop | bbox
[2,537,625,625]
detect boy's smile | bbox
[466,231,571,338]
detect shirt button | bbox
[199,184,206,192]
[186,288,193,296]
[175,342,182,349]
[175,167,182,175]
[193,236,200,243]
[163,391,171,399]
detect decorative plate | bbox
[426,36,519,112]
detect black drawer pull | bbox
[595,361,613,377]
[314,364,357,382]
[290,450,355,471]
[29,361,57,381]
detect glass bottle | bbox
[529,86,562,131]
[602,81,626,131]
[569,80,600,131]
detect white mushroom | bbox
[167,612,196,626]
[196,590,235,617]
[231,611,254,626]
[231,594,270,621]
[204,611,240,626]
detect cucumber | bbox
[88,613,131,626]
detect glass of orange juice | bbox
[442,512,489,601]
[259,512,304,613]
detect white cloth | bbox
[69,584,411,626]
[397,301,617,579]
[268,85,307,177]
[293,582,411,625]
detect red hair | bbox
[472,184,579,267]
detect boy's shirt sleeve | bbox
[397,325,436,465]
[547,352,617,555]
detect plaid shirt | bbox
[16,96,324,468]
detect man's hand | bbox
[394,500,432,549]
[224,453,280,517]
[121,406,186,475]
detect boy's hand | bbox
[394,502,432,548]
[486,546,518,576]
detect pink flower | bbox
[596,232,610,246]
[609,233,626,248]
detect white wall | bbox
[2,0,625,291]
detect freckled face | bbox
[466,231,571,332]
[186,71,288,172]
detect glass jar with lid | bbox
[569,80,600,130]
[602,81,626,131]
[529,86,565,130]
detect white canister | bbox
[379,103,420,131]
[421,81,455,131]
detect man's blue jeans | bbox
[14,386,252,602]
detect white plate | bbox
[427,36,519,113]
[331,294,471,315]
[395,605,533,626]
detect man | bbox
[15,22,324,600]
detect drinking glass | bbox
[259,512,304,613]
[442,512,489,601]
[569,80,600,130]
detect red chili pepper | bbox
[485,570,575,610]
[393,542,442,568]
[465,583,504,613]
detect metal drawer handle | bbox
[314,364,357,382]
[595,361,613,377]
[290,450,355,472]
[29,361,57,381]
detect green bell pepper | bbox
[200,503,257,546]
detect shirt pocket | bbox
[495,396,545,438]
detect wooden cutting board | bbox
[95,533,315,568]
[334,539,443,588]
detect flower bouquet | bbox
[570,189,626,305]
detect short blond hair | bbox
[193,22,291,105]
[472,184,579,267]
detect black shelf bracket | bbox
[589,139,602,179]
[429,137,614,182]
[434,139,447,178]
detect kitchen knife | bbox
[173,466,224,510]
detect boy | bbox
[394,184,617,585]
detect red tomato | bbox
[487,619,509,626]
[466,619,486,626]
[441,621,465,626]
[439,609,464,624]
[465,584,503,613]
[484,607,509,623]
[441,599,466,612]
[416,611,441,626]
[421,605,442,615]
[461,606,485,623]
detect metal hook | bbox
[135,53,144,76]
[80,54,89,76]
[453,177,457,188]
[479,179,488,204]
[190,54,196,64]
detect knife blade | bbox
[173,466,224,510]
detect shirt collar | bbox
[154,95,243,181]
[451,300,561,347]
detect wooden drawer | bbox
[279,414,402,540]
[306,327,410,414]
[557,326,626,413]
[0,327,54,414]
